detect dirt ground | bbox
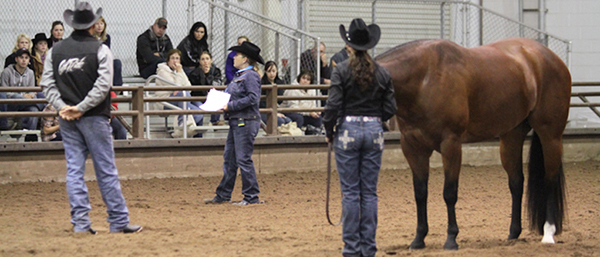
[1,160,599,257]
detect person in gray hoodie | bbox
[0,48,39,130]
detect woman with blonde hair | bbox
[93,16,122,86]
[4,34,34,70]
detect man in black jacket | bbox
[41,0,142,234]
[136,17,173,79]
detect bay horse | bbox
[375,38,571,250]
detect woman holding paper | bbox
[204,41,264,206]
[156,49,204,137]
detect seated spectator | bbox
[31,33,50,88]
[137,17,173,79]
[177,21,208,75]
[330,45,350,69]
[260,60,295,127]
[109,91,128,140]
[0,49,39,131]
[300,42,331,84]
[188,50,223,125]
[224,36,249,85]
[4,34,35,71]
[41,105,61,142]
[94,16,123,87]
[281,70,323,135]
[48,21,64,48]
[156,49,203,137]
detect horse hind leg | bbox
[499,123,531,240]
[440,134,462,250]
[400,136,433,250]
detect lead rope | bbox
[326,142,343,226]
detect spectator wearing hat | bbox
[48,21,64,48]
[204,41,265,206]
[32,33,50,87]
[323,18,397,257]
[136,17,173,79]
[0,48,39,131]
[4,34,35,71]
[41,0,142,234]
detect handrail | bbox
[4,82,600,140]
[208,0,319,39]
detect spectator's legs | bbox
[210,114,221,124]
[286,112,304,128]
[303,115,323,128]
[110,118,128,140]
[113,59,123,86]
[0,92,7,129]
[8,94,39,130]
[140,59,164,79]
[168,91,204,127]
[77,116,130,232]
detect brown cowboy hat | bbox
[339,18,381,51]
[63,0,103,30]
[228,41,265,65]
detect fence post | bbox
[371,1,377,56]
[131,86,145,139]
[275,32,280,67]
[266,85,278,136]
[440,2,446,39]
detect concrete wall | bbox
[2,134,600,184]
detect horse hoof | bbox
[409,241,425,250]
[443,241,459,250]
[508,234,520,240]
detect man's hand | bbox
[154,52,160,57]
[222,104,228,111]
[59,106,83,121]
[23,93,35,99]
[310,112,320,119]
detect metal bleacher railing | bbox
[1,81,599,141]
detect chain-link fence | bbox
[0,0,570,82]
[303,0,570,68]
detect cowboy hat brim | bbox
[63,7,103,30]
[229,45,265,65]
[339,23,381,51]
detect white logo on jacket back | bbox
[58,57,86,75]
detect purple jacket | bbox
[224,51,238,85]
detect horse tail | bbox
[526,131,566,235]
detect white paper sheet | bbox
[199,89,231,111]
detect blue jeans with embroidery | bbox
[334,117,384,257]
[60,116,130,232]
[215,118,261,203]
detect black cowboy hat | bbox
[32,33,50,45]
[63,0,103,30]
[228,41,265,65]
[339,18,381,51]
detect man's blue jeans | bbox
[60,115,130,232]
[215,118,261,203]
[334,118,384,257]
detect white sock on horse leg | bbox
[541,221,556,244]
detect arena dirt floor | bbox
[1,160,599,257]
